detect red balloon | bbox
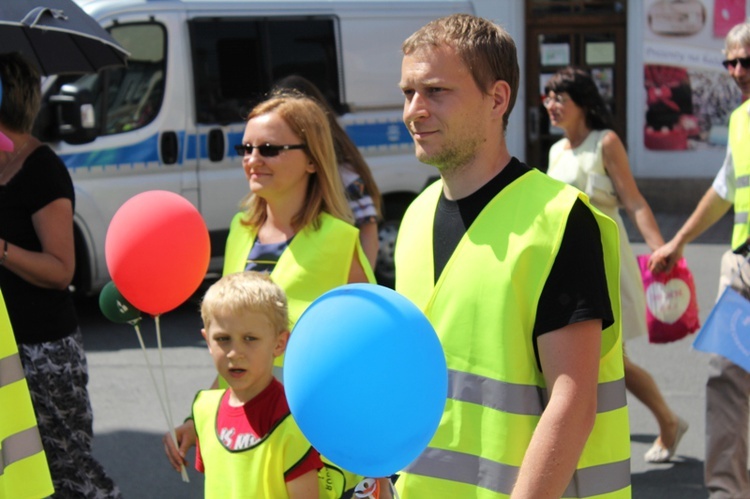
[105,191,210,315]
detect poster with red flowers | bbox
[644,0,744,151]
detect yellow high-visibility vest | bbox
[223,211,375,369]
[0,289,53,499]
[193,389,351,499]
[395,170,631,498]
[730,100,750,251]
[223,211,375,330]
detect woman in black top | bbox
[0,52,121,498]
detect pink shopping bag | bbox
[637,255,701,343]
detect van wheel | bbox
[375,197,412,289]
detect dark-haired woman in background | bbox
[544,66,688,463]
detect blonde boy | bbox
[192,271,326,498]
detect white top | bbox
[547,129,648,341]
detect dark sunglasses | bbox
[722,56,750,70]
[234,143,306,157]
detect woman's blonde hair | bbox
[201,271,288,333]
[240,90,353,231]
[273,75,382,219]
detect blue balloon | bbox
[284,283,447,478]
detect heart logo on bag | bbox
[646,279,690,324]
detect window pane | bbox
[189,17,340,124]
[529,0,626,16]
[267,19,341,113]
[538,34,570,67]
[189,19,264,124]
[100,23,167,135]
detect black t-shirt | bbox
[0,145,78,344]
[433,158,613,345]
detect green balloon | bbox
[99,281,142,324]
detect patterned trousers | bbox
[19,329,122,499]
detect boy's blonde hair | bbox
[201,272,289,334]
[240,89,354,231]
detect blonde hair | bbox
[402,14,519,133]
[273,75,382,219]
[240,90,353,231]
[201,272,289,334]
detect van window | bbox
[189,17,341,124]
[64,23,167,136]
[102,23,167,134]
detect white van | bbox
[35,0,481,293]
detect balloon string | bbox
[154,314,190,483]
[133,320,189,483]
[132,322,171,426]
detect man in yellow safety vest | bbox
[394,13,630,498]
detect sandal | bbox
[644,417,689,463]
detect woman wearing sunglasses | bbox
[226,89,374,295]
[272,75,382,272]
[543,67,688,465]
[163,91,374,488]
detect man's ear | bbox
[201,328,210,349]
[274,330,291,357]
[489,79,511,120]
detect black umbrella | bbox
[0,0,129,75]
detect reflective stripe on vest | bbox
[395,171,630,498]
[406,447,631,497]
[730,101,750,251]
[0,352,24,387]
[736,211,748,225]
[0,289,54,498]
[448,369,627,416]
[0,426,45,476]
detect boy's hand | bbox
[163,420,197,472]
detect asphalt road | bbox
[77,211,735,498]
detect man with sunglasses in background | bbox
[651,20,750,499]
